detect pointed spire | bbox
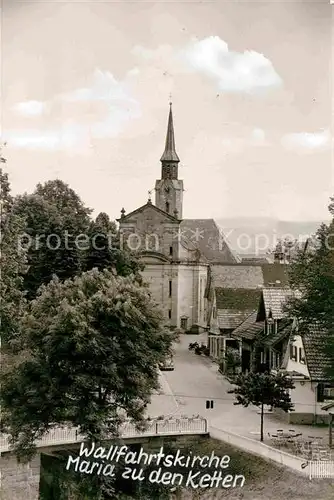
[160,102,180,162]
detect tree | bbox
[228,372,295,441]
[1,268,175,462]
[35,178,92,225]
[329,196,334,216]
[83,212,144,281]
[220,348,241,376]
[13,182,144,299]
[287,215,334,381]
[0,167,27,345]
[12,179,92,299]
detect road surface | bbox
[148,334,329,441]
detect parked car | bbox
[159,356,174,371]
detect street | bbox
[147,333,255,433]
[148,334,329,441]
[163,334,259,434]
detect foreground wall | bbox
[209,426,308,476]
[0,434,207,499]
[0,454,41,500]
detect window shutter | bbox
[317,383,324,403]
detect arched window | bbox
[166,201,170,213]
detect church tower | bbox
[155,103,184,219]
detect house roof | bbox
[215,288,262,310]
[265,320,292,347]
[180,219,240,264]
[261,263,289,286]
[282,370,309,379]
[211,264,264,289]
[302,324,333,381]
[214,288,262,331]
[231,311,264,340]
[241,256,271,264]
[262,287,301,320]
[217,309,255,330]
[210,263,289,290]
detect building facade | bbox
[118,104,238,332]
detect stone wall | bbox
[0,434,208,499]
[0,454,41,500]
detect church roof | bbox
[117,201,180,223]
[160,103,180,162]
[180,219,240,264]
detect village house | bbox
[232,286,334,425]
[206,264,288,363]
[252,287,299,372]
[275,321,334,425]
[230,310,265,373]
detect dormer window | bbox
[289,344,297,361]
[299,348,305,364]
[267,316,274,335]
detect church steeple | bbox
[160,102,180,180]
[155,102,184,218]
[160,102,180,163]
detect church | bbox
[117,104,281,335]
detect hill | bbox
[216,217,330,255]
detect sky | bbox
[1,0,333,222]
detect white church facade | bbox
[117,104,240,333]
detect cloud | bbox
[8,69,141,150]
[4,123,87,151]
[180,36,282,94]
[281,129,331,152]
[251,128,266,144]
[132,36,282,95]
[13,100,46,116]
[61,69,137,105]
[59,69,141,139]
[132,44,174,62]
[126,67,140,77]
